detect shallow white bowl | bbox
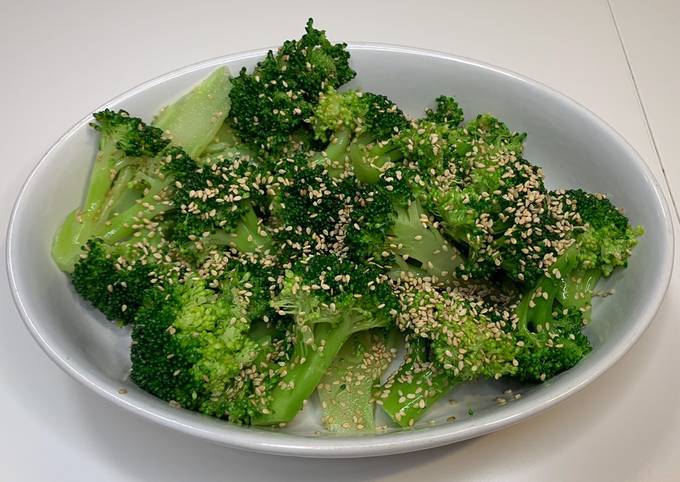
[7,44,674,458]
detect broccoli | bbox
[271,158,461,281]
[309,89,409,182]
[379,191,642,425]
[164,149,272,257]
[153,67,233,159]
[51,110,170,271]
[379,275,518,427]
[71,238,164,324]
[251,258,397,425]
[52,68,244,273]
[346,95,464,184]
[229,19,355,155]
[130,274,273,416]
[424,95,465,128]
[513,189,642,326]
[51,22,644,431]
[317,330,396,432]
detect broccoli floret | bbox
[308,89,409,180]
[165,150,272,257]
[424,95,464,128]
[130,276,266,415]
[380,279,518,427]
[153,67,233,159]
[519,190,642,320]
[229,19,355,155]
[345,97,465,185]
[51,110,170,271]
[417,114,553,283]
[251,260,396,425]
[514,299,591,383]
[270,160,388,262]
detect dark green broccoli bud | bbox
[424,95,464,129]
[229,19,355,155]
[271,160,394,262]
[130,276,265,416]
[71,238,165,324]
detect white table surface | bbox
[2,1,678,480]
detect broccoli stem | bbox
[516,246,580,329]
[326,127,352,162]
[51,209,102,272]
[97,179,174,243]
[199,122,256,165]
[82,142,121,214]
[390,200,463,282]
[99,165,138,220]
[153,67,233,159]
[380,340,454,427]
[252,320,356,426]
[349,140,401,184]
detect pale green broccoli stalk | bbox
[153,67,233,159]
[317,330,396,432]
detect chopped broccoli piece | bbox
[153,67,233,159]
[317,330,395,432]
[229,19,355,155]
[130,276,265,414]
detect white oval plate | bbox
[7,44,674,458]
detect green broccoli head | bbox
[229,19,355,155]
[379,276,518,427]
[395,279,518,381]
[272,160,399,262]
[424,95,464,129]
[514,305,592,383]
[71,238,166,324]
[558,189,642,277]
[130,276,265,416]
[91,109,169,158]
[310,89,409,178]
[165,150,271,256]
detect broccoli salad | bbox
[51,19,642,430]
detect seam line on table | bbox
[606,0,680,223]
